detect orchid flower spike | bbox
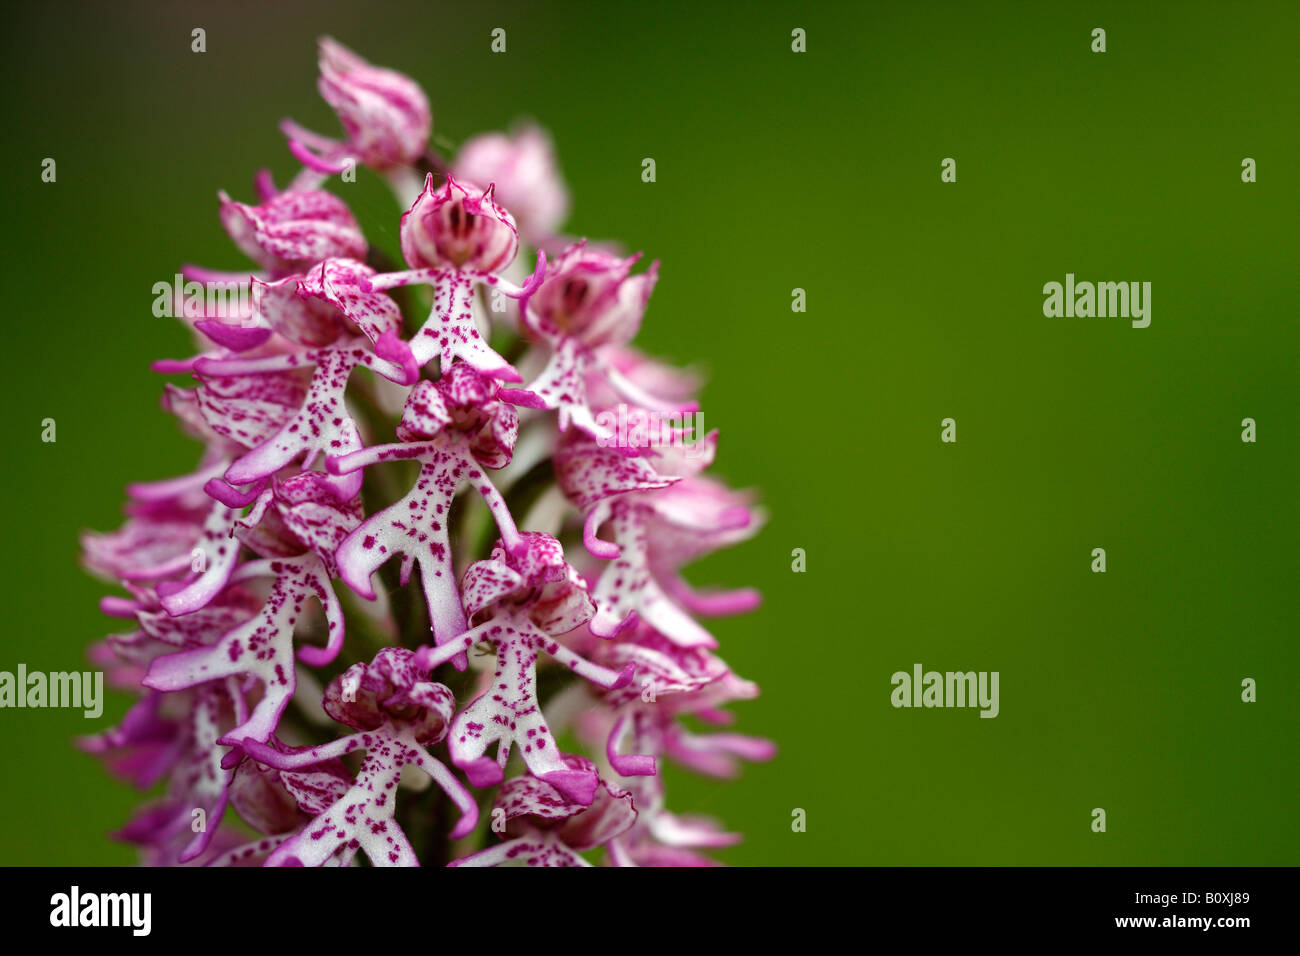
[82,41,766,867]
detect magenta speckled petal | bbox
[155,499,244,617]
[110,685,240,864]
[199,343,402,496]
[261,472,364,578]
[555,429,676,518]
[449,836,589,868]
[195,319,273,352]
[298,257,403,346]
[219,189,366,276]
[250,274,341,347]
[144,554,344,746]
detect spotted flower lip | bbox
[329,366,524,668]
[142,551,347,747]
[195,339,411,501]
[82,40,766,867]
[283,37,431,175]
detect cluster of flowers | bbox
[81,39,771,866]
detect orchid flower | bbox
[142,475,356,746]
[500,241,666,440]
[579,627,775,865]
[416,533,635,804]
[196,340,412,502]
[89,682,243,864]
[242,649,477,866]
[331,363,524,668]
[361,173,546,380]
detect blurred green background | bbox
[1,0,1296,865]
